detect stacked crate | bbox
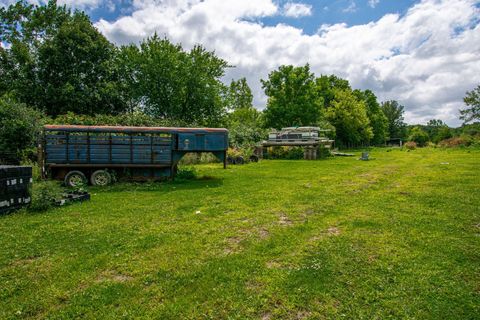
[0,166,32,214]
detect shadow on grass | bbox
[94,176,224,194]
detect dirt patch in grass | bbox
[327,227,340,235]
[295,310,312,319]
[10,256,41,266]
[262,312,272,320]
[278,213,293,226]
[309,226,341,242]
[266,260,282,269]
[223,236,244,254]
[258,228,270,239]
[96,270,133,283]
[245,279,265,292]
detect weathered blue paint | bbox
[42,125,228,181]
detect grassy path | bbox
[1,148,479,319]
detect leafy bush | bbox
[179,153,220,165]
[404,141,417,150]
[176,167,197,180]
[29,181,61,212]
[408,127,429,147]
[317,145,332,158]
[52,111,189,127]
[265,146,304,159]
[0,97,46,164]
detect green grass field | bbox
[1,148,479,319]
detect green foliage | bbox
[0,1,127,115]
[457,122,480,136]
[226,78,253,110]
[29,180,60,212]
[315,74,351,108]
[262,65,323,129]
[120,36,228,126]
[52,111,185,127]
[227,107,267,148]
[175,166,197,180]
[0,96,45,164]
[381,100,407,139]
[434,126,453,143]
[408,126,429,147]
[354,89,388,145]
[460,85,480,123]
[325,89,373,146]
[265,146,304,159]
[423,119,452,143]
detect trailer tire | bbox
[227,156,235,165]
[90,170,112,186]
[64,170,87,188]
[235,156,245,165]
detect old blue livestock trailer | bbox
[40,125,228,186]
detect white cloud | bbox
[95,0,480,126]
[368,0,380,8]
[283,2,313,18]
[343,1,357,13]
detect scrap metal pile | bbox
[264,127,334,147]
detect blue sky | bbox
[262,0,418,34]
[1,0,480,126]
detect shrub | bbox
[408,127,429,147]
[285,147,304,159]
[317,145,332,158]
[265,146,304,159]
[404,141,417,150]
[0,97,46,164]
[29,181,61,212]
[52,111,188,127]
[176,167,197,180]
[179,153,220,165]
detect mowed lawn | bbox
[1,148,479,319]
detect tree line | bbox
[1,1,479,163]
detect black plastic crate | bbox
[0,166,32,179]
[0,166,32,214]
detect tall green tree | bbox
[262,64,323,129]
[315,75,351,108]
[354,89,388,145]
[325,89,373,146]
[425,119,452,143]
[227,77,253,110]
[121,36,228,126]
[0,0,127,115]
[460,85,480,123]
[381,100,407,139]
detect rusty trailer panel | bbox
[42,125,228,182]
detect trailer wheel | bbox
[227,156,235,165]
[235,156,245,165]
[249,155,259,162]
[90,170,112,186]
[64,170,87,188]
